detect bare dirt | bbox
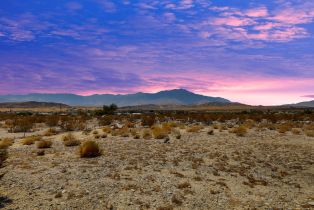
[0,127,314,210]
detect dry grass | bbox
[231,125,248,137]
[142,128,152,140]
[36,140,52,149]
[0,138,14,149]
[44,128,58,136]
[102,126,112,134]
[62,133,80,146]
[305,130,314,137]
[277,124,292,134]
[22,136,42,145]
[187,125,204,133]
[291,128,301,135]
[79,140,101,158]
[152,126,169,139]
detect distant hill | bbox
[286,100,314,108]
[0,101,69,108]
[0,89,230,106]
[120,102,251,111]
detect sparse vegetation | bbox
[232,125,248,137]
[22,136,41,145]
[79,140,101,158]
[36,140,52,149]
[0,138,14,149]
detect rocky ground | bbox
[0,127,314,210]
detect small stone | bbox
[308,201,314,206]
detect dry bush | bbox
[305,130,314,137]
[232,125,248,137]
[22,136,41,145]
[79,141,101,158]
[62,133,75,141]
[277,123,292,134]
[36,140,52,149]
[130,128,141,139]
[291,128,301,135]
[141,115,156,127]
[0,148,8,168]
[187,125,204,133]
[63,133,80,147]
[243,119,256,129]
[102,126,112,134]
[0,138,14,149]
[161,122,177,133]
[64,139,80,147]
[142,129,152,140]
[212,124,220,129]
[219,124,228,132]
[44,128,58,136]
[152,126,168,139]
[172,128,181,139]
[6,117,34,133]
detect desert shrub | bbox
[152,126,168,139]
[45,115,60,127]
[187,125,204,133]
[291,128,301,135]
[0,138,14,149]
[99,116,114,126]
[141,115,156,127]
[142,129,152,140]
[64,139,81,147]
[62,133,75,141]
[62,133,81,147]
[60,116,87,131]
[6,117,34,133]
[37,140,52,149]
[212,124,220,129]
[92,130,99,135]
[102,126,112,134]
[44,128,58,136]
[232,125,248,137]
[79,141,101,158]
[130,128,140,139]
[277,123,292,134]
[305,130,314,137]
[0,149,8,168]
[22,136,41,145]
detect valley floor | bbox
[0,128,314,210]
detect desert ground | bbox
[0,109,314,210]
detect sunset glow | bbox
[1,0,314,105]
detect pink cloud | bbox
[211,16,255,27]
[246,7,268,17]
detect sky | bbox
[0,0,314,105]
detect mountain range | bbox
[286,100,314,108]
[0,89,230,106]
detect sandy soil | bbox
[0,128,314,210]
